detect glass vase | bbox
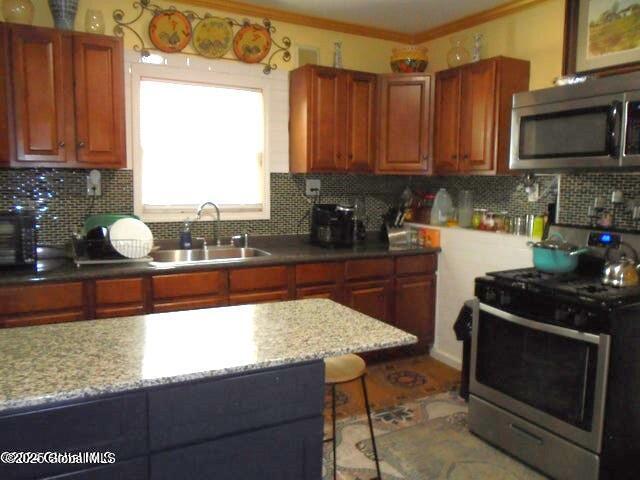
[84,9,105,34]
[446,37,471,68]
[2,0,34,24]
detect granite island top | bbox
[0,299,416,414]
[0,235,439,286]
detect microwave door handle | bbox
[607,101,623,157]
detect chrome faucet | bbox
[196,201,221,247]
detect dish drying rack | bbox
[72,237,153,266]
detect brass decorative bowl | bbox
[390,46,428,73]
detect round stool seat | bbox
[324,354,366,384]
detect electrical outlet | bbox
[526,183,539,202]
[87,170,101,196]
[305,179,321,197]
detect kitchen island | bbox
[0,299,415,480]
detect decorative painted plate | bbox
[192,17,233,58]
[149,10,192,53]
[233,24,272,64]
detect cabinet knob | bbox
[422,155,428,160]
[58,141,65,148]
[77,141,85,148]
[336,153,341,159]
[348,153,353,159]
[451,154,457,160]
[463,154,469,160]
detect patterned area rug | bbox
[322,391,548,480]
[325,354,460,421]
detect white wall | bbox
[409,225,533,369]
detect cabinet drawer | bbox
[296,285,340,301]
[344,258,393,281]
[95,277,144,305]
[229,290,289,306]
[150,416,322,480]
[395,254,437,276]
[0,311,84,328]
[229,266,288,293]
[0,282,83,315]
[44,458,148,480]
[95,277,146,319]
[295,262,341,286]
[153,297,226,314]
[152,271,225,299]
[0,394,147,480]
[148,362,324,451]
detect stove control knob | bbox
[484,287,497,303]
[573,311,589,329]
[554,307,571,323]
[499,291,511,307]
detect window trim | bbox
[129,60,272,222]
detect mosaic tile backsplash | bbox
[1,168,638,246]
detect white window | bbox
[128,55,287,222]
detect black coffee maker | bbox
[310,204,365,247]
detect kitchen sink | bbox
[150,247,271,264]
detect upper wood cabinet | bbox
[376,74,432,175]
[289,65,376,173]
[0,23,125,169]
[434,56,529,175]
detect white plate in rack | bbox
[109,218,154,258]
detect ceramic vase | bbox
[446,37,471,68]
[2,0,34,24]
[48,0,78,30]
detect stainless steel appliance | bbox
[469,225,640,480]
[0,210,37,270]
[310,204,365,248]
[510,72,640,170]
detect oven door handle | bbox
[479,303,602,345]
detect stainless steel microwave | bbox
[510,72,640,171]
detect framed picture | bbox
[563,0,640,76]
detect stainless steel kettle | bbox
[602,243,640,287]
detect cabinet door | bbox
[345,72,376,172]
[377,74,431,174]
[460,60,497,172]
[310,67,346,171]
[73,34,125,167]
[344,279,392,323]
[10,25,73,165]
[0,24,11,164]
[394,274,435,350]
[434,69,461,174]
[152,271,227,313]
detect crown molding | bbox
[411,0,547,44]
[178,0,549,45]
[179,0,414,43]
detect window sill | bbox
[138,210,270,223]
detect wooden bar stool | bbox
[324,353,381,480]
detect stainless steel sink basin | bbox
[151,247,270,264]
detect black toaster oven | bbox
[0,211,37,269]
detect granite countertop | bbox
[0,235,439,286]
[0,299,416,414]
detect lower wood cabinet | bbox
[395,274,436,350]
[0,254,438,355]
[344,279,393,324]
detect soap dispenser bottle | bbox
[179,220,192,249]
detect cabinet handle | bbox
[348,153,353,159]
[58,141,65,148]
[336,153,342,159]
[77,141,86,148]
[451,154,457,160]
[463,154,469,160]
[422,155,428,160]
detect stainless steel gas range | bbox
[468,225,640,480]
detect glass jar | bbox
[472,208,484,229]
[484,211,496,231]
[446,37,471,68]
